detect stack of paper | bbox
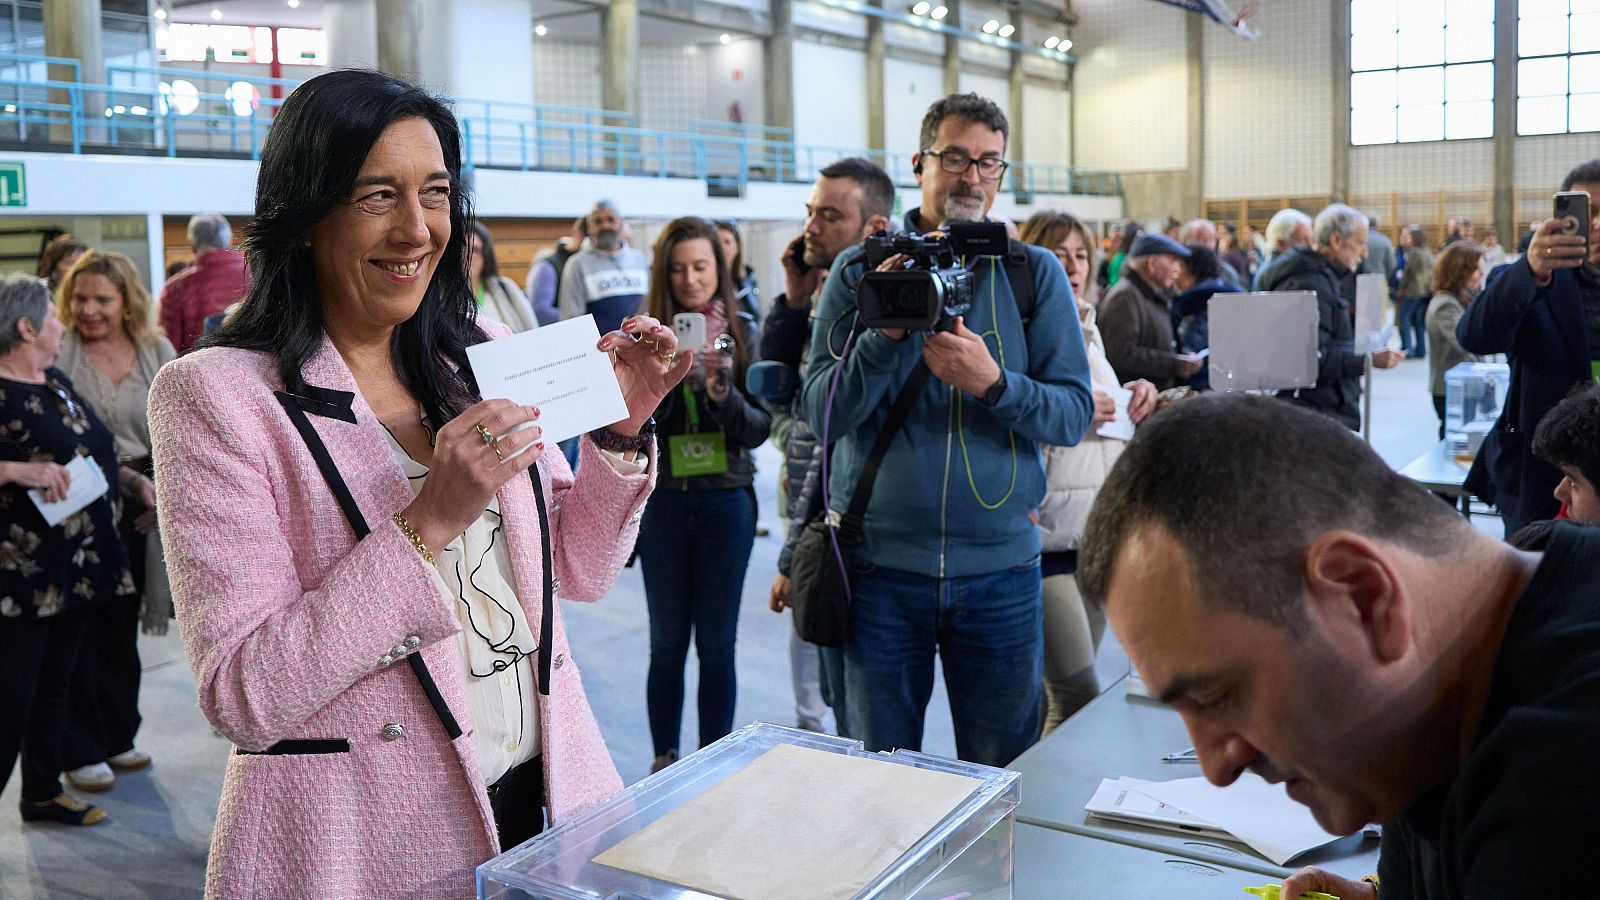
[1085,773,1354,865]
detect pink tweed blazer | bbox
[148,331,652,899]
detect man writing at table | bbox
[1077,393,1600,899]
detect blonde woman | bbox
[1018,211,1157,733]
[52,250,175,792]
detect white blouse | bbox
[384,426,646,787]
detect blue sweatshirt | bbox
[798,240,1094,578]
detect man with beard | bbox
[798,93,1093,766]
[762,157,894,737]
[1078,393,1600,900]
[557,198,649,336]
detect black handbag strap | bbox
[836,360,931,538]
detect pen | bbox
[1163,746,1199,763]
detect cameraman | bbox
[798,94,1094,766]
[763,157,895,737]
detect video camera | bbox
[857,221,1010,332]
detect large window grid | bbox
[1349,0,1495,145]
[1517,0,1600,135]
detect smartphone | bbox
[786,235,811,277]
[1555,191,1591,250]
[672,312,707,352]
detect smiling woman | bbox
[145,69,688,899]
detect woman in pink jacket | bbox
[148,70,688,898]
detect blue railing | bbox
[0,55,1122,199]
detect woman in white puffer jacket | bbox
[1019,212,1157,734]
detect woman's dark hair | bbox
[1181,244,1222,282]
[207,69,483,425]
[37,234,87,285]
[713,219,749,280]
[470,220,501,286]
[645,217,752,385]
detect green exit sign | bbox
[0,163,25,207]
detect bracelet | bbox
[589,417,655,454]
[1361,874,1380,897]
[392,512,435,566]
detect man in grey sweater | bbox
[557,199,650,335]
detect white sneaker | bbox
[107,749,152,771]
[65,762,115,792]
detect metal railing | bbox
[0,54,1122,199]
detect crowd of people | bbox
[4,66,1600,898]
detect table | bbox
[1397,440,1478,517]
[1013,822,1271,899]
[1008,676,1380,881]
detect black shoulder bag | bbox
[788,360,930,648]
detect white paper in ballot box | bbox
[466,314,631,447]
[1207,291,1320,393]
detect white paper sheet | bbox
[1352,273,1388,354]
[1095,385,1136,442]
[466,314,631,446]
[592,744,983,899]
[1134,773,1345,865]
[1084,777,1233,840]
[29,454,108,527]
[1208,292,1319,392]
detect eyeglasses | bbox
[46,377,87,422]
[922,149,1010,182]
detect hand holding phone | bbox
[1528,192,1590,279]
[672,312,707,352]
[782,235,822,310]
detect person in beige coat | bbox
[1019,212,1157,733]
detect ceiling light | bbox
[911,1,931,14]
[930,5,948,19]
[982,19,999,33]
[1059,38,1072,50]
[535,23,547,36]
[287,0,299,7]
[154,8,167,20]
[999,23,1015,37]
[210,7,222,20]
[719,33,731,44]
[1043,35,1059,48]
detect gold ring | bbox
[474,423,503,460]
[656,349,676,362]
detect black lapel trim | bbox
[529,467,555,697]
[273,388,464,742]
[236,738,350,755]
[281,382,358,424]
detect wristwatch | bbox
[979,371,1008,407]
[589,417,656,453]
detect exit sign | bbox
[0,163,24,207]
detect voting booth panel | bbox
[1208,292,1319,393]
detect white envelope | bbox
[1095,384,1136,442]
[30,454,109,527]
[466,314,632,447]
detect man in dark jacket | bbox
[1259,203,1403,429]
[1458,157,1600,534]
[760,156,894,736]
[1098,232,1204,389]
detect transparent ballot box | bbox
[478,723,1020,900]
[1445,361,1509,461]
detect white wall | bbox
[323,0,378,70]
[883,56,943,166]
[416,0,536,107]
[704,38,766,127]
[1070,0,1189,172]
[958,71,1009,109]
[792,42,869,152]
[1022,82,1070,167]
[532,43,603,110]
[1350,142,1495,194]
[1202,0,1333,199]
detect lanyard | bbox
[682,383,701,431]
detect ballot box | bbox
[1444,361,1509,461]
[479,723,1020,900]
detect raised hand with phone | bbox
[1527,190,1595,282]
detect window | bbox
[1349,0,1495,145]
[1517,0,1600,135]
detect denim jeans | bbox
[843,561,1044,767]
[1400,298,1428,356]
[636,487,757,757]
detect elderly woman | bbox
[1018,211,1156,733]
[148,70,683,897]
[53,250,176,794]
[0,273,149,827]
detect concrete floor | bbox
[0,354,1465,899]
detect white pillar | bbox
[323,0,379,70]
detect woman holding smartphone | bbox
[638,217,769,774]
